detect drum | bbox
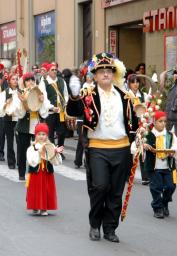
[65,112,77,131]
[40,142,56,161]
[24,86,43,111]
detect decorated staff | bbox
[16,49,23,78]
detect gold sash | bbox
[88,137,130,149]
[30,111,38,119]
[51,82,65,122]
[156,135,166,159]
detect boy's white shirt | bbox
[27,142,62,168]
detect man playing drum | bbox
[15,72,50,180]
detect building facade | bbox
[0,0,176,76]
[103,0,177,75]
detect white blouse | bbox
[0,88,20,121]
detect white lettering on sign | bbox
[109,30,117,56]
[41,16,51,28]
[3,28,16,39]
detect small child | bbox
[144,111,177,218]
[26,123,63,216]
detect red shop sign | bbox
[109,30,117,56]
[102,0,134,8]
[0,22,16,43]
[143,6,177,32]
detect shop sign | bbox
[102,0,134,8]
[0,22,16,44]
[109,30,117,56]
[143,6,177,32]
[35,11,55,38]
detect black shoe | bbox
[163,206,170,217]
[8,165,15,169]
[75,165,81,169]
[60,153,66,160]
[104,232,119,243]
[0,155,5,161]
[153,208,164,219]
[89,227,101,241]
[19,176,25,181]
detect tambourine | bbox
[40,142,56,161]
[24,86,42,111]
[134,103,146,118]
[151,148,175,154]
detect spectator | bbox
[135,63,146,75]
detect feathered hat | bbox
[88,52,126,87]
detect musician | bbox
[66,53,138,242]
[0,74,20,169]
[15,72,50,180]
[0,64,8,161]
[26,123,63,216]
[143,111,177,219]
[40,62,49,82]
[39,63,69,160]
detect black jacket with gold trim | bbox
[66,85,138,143]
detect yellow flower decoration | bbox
[92,55,97,62]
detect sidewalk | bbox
[64,137,142,181]
[65,136,78,151]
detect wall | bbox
[56,0,75,70]
[93,0,105,54]
[0,0,16,24]
[119,28,143,70]
[105,0,177,74]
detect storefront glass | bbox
[164,34,177,70]
[35,11,55,64]
[0,22,16,66]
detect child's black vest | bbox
[139,90,145,103]
[144,131,176,172]
[28,161,54,173]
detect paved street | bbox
[0,139,177,256]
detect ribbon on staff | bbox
[121,150,140,221]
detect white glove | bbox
[69,75,81,96]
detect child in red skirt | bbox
[26,123,63,216]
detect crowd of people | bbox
[0,53,177,243]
